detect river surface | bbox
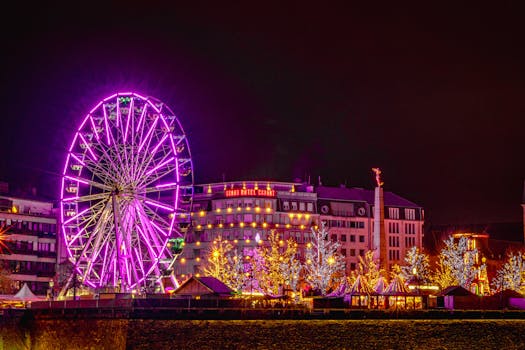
[1,319,524,349]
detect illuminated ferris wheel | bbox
[60,92,193,293]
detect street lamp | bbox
[412,267,419,294]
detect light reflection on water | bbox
[2,319,524,349]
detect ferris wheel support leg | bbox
[58,272,75,299]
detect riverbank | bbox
[2,318,524,349]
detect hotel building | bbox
[177,180,424,278]
[0,183,57,295]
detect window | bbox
[299,202,305,211]
[340,234,347,242]
[341,248,346,256]
[359,249,365,257]
[350,235,355,242]
[283,201,290,211]
[350,263,356,270]
[291,202,298,211]
[359,235,365,243]
[405,208,416,220]
[350,249,356,256]
[331,234,337,242]
[388,207,399,219]
[307,203,314,212]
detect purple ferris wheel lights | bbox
[144,199,175,212]
[145,156,175,176]
[60,92,194,293]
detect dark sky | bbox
[0,2,524,225]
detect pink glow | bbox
[61,91,193,292]
[99,243,110,287]
[103,93,119,102]
[138,117,159,153]
[136,225,158,260]
[103,104,112,145]
[150,220,168,237]
[70,153,86,166]
[64,175,89,185]
[89,115,101,142]
[89,100,103,114]
[68,227,86,245]
[116,95,121,127]
[134,247,145,276]
[144,200,174,212]
[145,156,174,176]
[147,100,161,113]
[123,97,133,143]
[133,92,147,100]
[155,182,178,189]
[149,133,169,158]
[78,132,98,161]
[63,207,90,225]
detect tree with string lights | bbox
[491,252,525,294]
[357,250,385,288]
[303,222,345,295]
[251,230,300,296]
[201,236,246,292]
[401,246,431,284]
[433,235,483,290]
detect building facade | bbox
[0,184,57,295]
[317,185,424,273]
[176,181,318,278]
[177,180,424,279]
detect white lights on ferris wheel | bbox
[60,92,194,292]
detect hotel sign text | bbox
[225,189,276,198]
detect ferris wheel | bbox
[60,92,193,293]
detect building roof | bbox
[383,275,411,295]
[197,276,233,294]
[316,186,421,208]
[439,285,475,297]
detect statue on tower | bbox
[372,168,384,187]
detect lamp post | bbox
[412,267,419,294]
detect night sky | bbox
[0,2,523,225]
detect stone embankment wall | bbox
[1,318,525,349]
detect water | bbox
[2,318,524,349]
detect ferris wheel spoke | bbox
[138,116,159,155]
[100,244,115,287]
[143,198,175,214]
[102,103,115,146]
[143,205,172,231]
[133,247,146,280]
[144,182,179,193]
[141,166,176,188]
[123,97,133,144]
[135,204,165,256]
[65,192,111,204]
[64,174,112,192]
[136,134,171,181]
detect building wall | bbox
[318,192,424,274]
[0,195,57,295]
[178,180,424,279]
[177,181,318,277]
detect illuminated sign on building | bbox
[225,188,276,198]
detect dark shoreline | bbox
[2,318,525,350]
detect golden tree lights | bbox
[201,236,246,292]
[251,230,301,296]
